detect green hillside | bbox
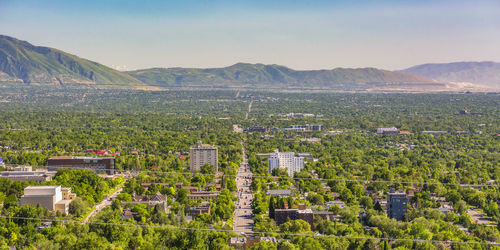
[0,35,144,86]
[127,63,437,89]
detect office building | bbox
[387,190,407,221]
[190,141,218,172]
[48,156,115,175]
[0,171,51,182]
[20,186,76,213]
[268,150,304,177]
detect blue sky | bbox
[1,0,499,70]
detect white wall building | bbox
[20,185,75,213]
[268,150,304,177]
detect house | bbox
[122,208,138,220]
[121,192,169,212]
[187,206,211,219]
[325,200,345,209]
[140,182,170,190]
[259,237,278,244]
[229,237,246,249]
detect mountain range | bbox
[399,61,500,88]
[0,35,143,86]
[0,35,497,91]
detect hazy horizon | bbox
[1,0,499,71]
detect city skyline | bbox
[1,0,499,71]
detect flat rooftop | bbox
[49,156,114,160]
[25,185,60,189]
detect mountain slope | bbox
[127,63,438,90]
[0,35,144,86]
[399,61,500,88]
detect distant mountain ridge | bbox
[0,34,487,91]
[0,35,143,86]
[126,63,437,90]
[399,61,500,88]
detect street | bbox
[83,186,123,224]
[233,143,254,234]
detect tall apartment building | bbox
[268,150,304,177]
[47,156,115,175]
[387,190,408,221]
[20,186,76,213]
[190,141,218,172]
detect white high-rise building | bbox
[268,150,304,177]
[190,141,218,172]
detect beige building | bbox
[189,141,218,172]
[20,186,76,213]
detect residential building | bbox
[267,189,293,197]
[47,156,115,175]
[377,127,400,134]
[187,206,211,219]
[313,211,341,222]
[422,131,447,135]
[122,208,138,220]
[325,200,345,209]
[20,186,75,213]
[140,182,170,190]
[189,141,218,172]
[274,208,314,227]
[229,237,246,249]
[0,171,51,182]
[268,150,304,177]
[187,191,220,201]
[259,237,278,244]
[387,190,407,221]
[121,192,169,212]
[244,125,267,133]
[283,124,323,132]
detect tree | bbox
[279,219,311,233]
[69,197,89,217]
[251,241,277,250]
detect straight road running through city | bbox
[233,141,254,234]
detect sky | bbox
[1,0,499,71]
